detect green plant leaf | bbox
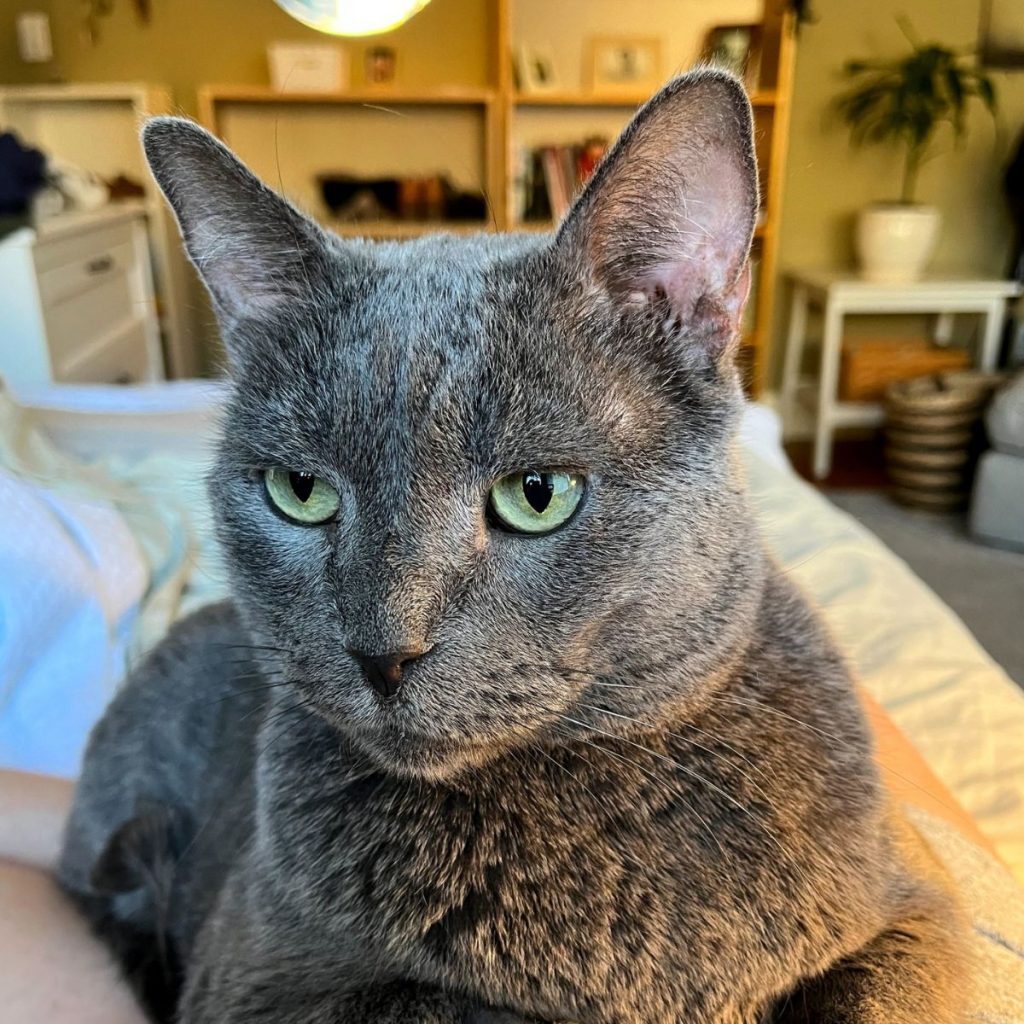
[977,75,997,113]
[835,16,998,173]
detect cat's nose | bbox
[348,648,429,701]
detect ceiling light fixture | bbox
[274,0,431,37]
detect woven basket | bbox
[884,372,1005,509]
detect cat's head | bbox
[144,70,765,781]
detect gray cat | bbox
[58,70,967,1024]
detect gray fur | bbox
[59,71,966,1023]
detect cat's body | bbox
[59,72,967,1022]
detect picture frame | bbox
[702,24,763,92]
[585,37,663,97]
[979,0,1024,68]
[514,45,559,94]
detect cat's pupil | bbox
[289,472,315,503]
[523,472,553,514]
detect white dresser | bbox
[0,202,165,387]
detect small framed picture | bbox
[586,37,663,97]
[365,45,397,85]
[703,24,762,90]
[980,0,1024,68]
[514,45,559,94]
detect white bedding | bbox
[742,438,1024,882]
[2,383,1023,879]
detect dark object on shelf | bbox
[0,131,46,216]
[106,173,146,201]
[318,173,486,223]
[884,371,1005,509]
[365,46,397,85]
[442,181,487,221]
[788,0,816,26]
[319,176,402,220]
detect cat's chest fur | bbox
[244,703,872,1023]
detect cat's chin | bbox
[342,721,511,782]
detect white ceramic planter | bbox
[856,204,941,283]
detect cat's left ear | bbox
[555,69,758,361]
[142,116,331,330]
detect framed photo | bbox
[980,0,1024,68]
[703,24,762,91]
[586,37,663,97]
[514,45,559,94]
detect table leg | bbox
[933,312,955,346]
[813,301,843,480]
[780,283,809,429]
[978,300,1005,371]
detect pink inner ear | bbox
[634,155,753,331]
[564,73,758,358]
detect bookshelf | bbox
[196,0,796,395]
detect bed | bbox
[2,380,1023,882]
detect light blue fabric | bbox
[0,381,229,777]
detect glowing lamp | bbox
[274,0,431,37]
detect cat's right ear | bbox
[142,117,330,330]
[552,70,758,367]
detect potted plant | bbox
[836,20,996,283]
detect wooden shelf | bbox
[511,220,770,239]
[199,84,494,107]
[328,220,491,239]
[515,89,777,110]
[514,91,649,108]
[195,0,796,397]
[0,82,162,104]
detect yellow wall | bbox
[3,0,760,101]
[771,0,1023,382]
[2,0,490,109]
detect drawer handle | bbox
[85,256,114,275]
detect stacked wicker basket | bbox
[885,372,1005,509]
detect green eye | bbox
[488,470,585,535]
[264,468,340,524]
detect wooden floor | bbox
[784,435,888,490]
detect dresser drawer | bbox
[53,316,152,384]
[43,271,138,370]
[33,220,136,275]
[36,238,137,307]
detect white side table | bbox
[780,269,1022,479]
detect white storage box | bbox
[268,41,348,93]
